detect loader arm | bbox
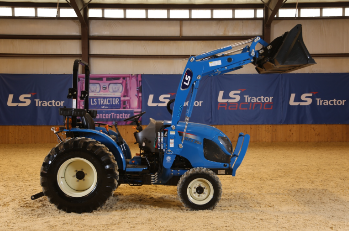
[170,37,268,127]
[167,24,315,155]
[167,37,268,155]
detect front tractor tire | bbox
[40,138,119,213]
[177,168,222,210]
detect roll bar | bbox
[62,59,97,128]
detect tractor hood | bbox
[163,120,228,143]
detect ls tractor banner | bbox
[0,74,72,125]
[1,73,349,125]
[0,74,142,125]
[212,74,283,124]
[142,73,349,125]
[282,73,349,124]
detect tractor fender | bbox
[97,126,132,160]
[67,128,127,171]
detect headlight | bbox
[203,138,231,163]
[89,83,100,93]
[218,136,232,153]
[109,83,123,93]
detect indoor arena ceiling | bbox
[1,0,348,4]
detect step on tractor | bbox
[32,24,315,213]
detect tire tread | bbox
[40,137,119,213]
[177,167,222,210]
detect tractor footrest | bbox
[126,164,148,172]
[126,164,148,168]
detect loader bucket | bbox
[255,24,316,74]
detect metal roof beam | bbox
[70,0,87,27]
[265,0,283,25]
[1,2,349,9]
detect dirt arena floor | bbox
[0,142,348,230]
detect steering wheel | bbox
[124,111,146,132]
[167,99,175,115]
[123,111,146,122]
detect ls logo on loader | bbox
[181,69,193,90]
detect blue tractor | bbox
[32,24,315,212]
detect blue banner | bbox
[2,73,348,125]
[0,74,72,125]
[142,73,349,125]
[142,75,212,125]
[282,73,349,124]
[212,74,282,124]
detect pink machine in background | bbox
[77,74,142,125]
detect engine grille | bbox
[203,139,231,163]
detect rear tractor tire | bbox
[40,137,119,213]
[177,167,222,210]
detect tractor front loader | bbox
[32,24,315,212]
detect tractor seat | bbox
[81,113,95,130]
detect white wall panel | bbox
[182,20,263,36]
[90,58,187,74]
[0,40,81,54]
[0,58,77,74]
[271,19,349,54]
[0,19,346,75]
[291,57,349,73]
[90,20,180,36]
[0,19,80,35]
[89,57,258,74]
[90,40,244,55]
[1,57,345,75]
[90,57,349,74]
